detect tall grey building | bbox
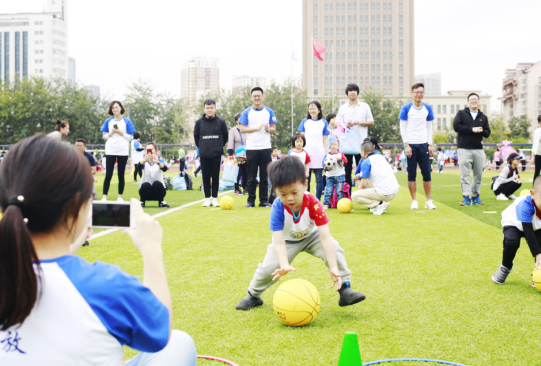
[68,56,75,83]
[302,0,415,98]
[415,72,441,95]
[181,57,220,104]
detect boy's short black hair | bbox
[345,84,360,95]
[291,133,306,147]
[204,99,216,106]
[437,146,442,152]
[133,131,140,139]
[234,113,241,122]
[411,83,424,91]
[268,156,306,189]
[538,115,541,123]
[76,138,86,145]
[326,113,336,122]
[251,86,264,95]
[272,146,277,150]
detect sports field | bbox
[82,167,539,365]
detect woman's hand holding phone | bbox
[123,198,163,254]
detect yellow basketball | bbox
[337,198,353,213]
[533,265,541,292]
[219,196,235,210]
[520,189,530,196]
[273,279,320,327]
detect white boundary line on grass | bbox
[88,191,234,241]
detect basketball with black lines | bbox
[273,279,320,326]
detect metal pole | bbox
[291,50,294,136]
[332,43,334,111]
[500,98,503,146]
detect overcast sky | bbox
[4,0,541,111]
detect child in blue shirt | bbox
[235,156,365,310]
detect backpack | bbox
[164,176,173,191]
[330,182,351,208]
[181,172,193,190]
[173,175,187,190]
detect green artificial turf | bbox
[79,166,540,365]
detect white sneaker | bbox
[101,196,107,202]
[425,200,437,209]
[410,200,418,210]
[202,198,211,207]
[211,198,221,207]
[496,194,509,201]
[372,204,385,215]
[117,197,124,202]
[382,201,390,212]
[508,194,517,200]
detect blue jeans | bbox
[308,169,324,201]
[323,175,345,206]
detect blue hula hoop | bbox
[363,358,470,366]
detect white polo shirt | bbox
[238,106,277,150]
[335,101,374,143]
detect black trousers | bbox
[179,158,186,172]
[534,155,541,185]
[247,149,272,204]
[502,226,541,269]
[344,153,361,195]
[236,162,248,191]
[103,155,129,195]
[201,156,221,198]
[133,163,142,181]
[494,181,522,197]
[139,181,166,203]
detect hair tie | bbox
[7,195,28,223]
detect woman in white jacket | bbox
[493,153,522,200]
[531,115,541,183]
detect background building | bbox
[68,56,75,83]
[415,72,441,95]
[0,0,69,82]
[232,74,269,92]
[181,57,220,104]
[302,0,415,99]
[502,62,541,132]
[85,84,100,98]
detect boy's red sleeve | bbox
[307,195,330,226]
[341,153,348,164]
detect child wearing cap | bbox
[492,153,522,201]
[322,136,348,209]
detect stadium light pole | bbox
[124,100,134,119]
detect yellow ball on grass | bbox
[533,266,541,292]
[520,189,530,196]
[273,279,320,327]
[337,198,353,213]
[219,196,235,210]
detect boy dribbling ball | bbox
[235,156,365,310]
[492,176,541,285]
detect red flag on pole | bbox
[312,38,326,61]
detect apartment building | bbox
[502,62,541,131]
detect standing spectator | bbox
[352,141,399,215]
[297,101,330,200]
[100,101,135,202]
[327,113,337,132]
[335,84,374,195]
[436,147,447,174]
[494,148,502,170]
[47,119,69,140]
[453,92,491,206]
[138,142,169,208]
[238,87,277,208]
[178,146,186,173]
[322,136,347,209]
[194,99,228,207]
[131,132,144,183]
[227,113,248,195]
[531,116,541,182]
[288,133,311,178]
[75,138,98,200]
[493,153,522,200]
[399,83,436,210]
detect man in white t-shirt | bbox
[399,83,436,210]
[335,84,374,195]
[131,132,145,183]
[238,87,277,208]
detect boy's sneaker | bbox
[471,195,484,205]
[202,198,212,207]
[235,293,263,310]
[338,282,366,307]
[159,201,169,208]
[101,196,107,202]
[245,202,255,208]
[425,200,437,209]
[382,201,390,211]
[496,194,509,201]
[82,241,90,247]
[410,200,418,210]
[372,204,385,215]
[234,190,241,195]
[117,197,124,202]
[460,196,472,206]
[492,265,511,284]
[140,201,145,207]
[259,202,272,207]
[508,194,518,200]
[211,198,221,207]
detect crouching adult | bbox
[139,142,169,208]
[352,141,399,215]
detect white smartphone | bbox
[91,201,136,229]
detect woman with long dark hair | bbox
[0,135,196,365]
[297,100,330,201]
[493,153,522,200]
[100,101,136,201]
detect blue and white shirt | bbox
[100,117,136,156]
[131,140,145,164]
[140,158,167,187]
[501,194,541,231]
[297,118,331,156]
[360,153,399,196]
[239,106,276,150]
[399,102,435,145]
[270,193,329,241]
[0,256,169,366]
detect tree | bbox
[485,113,510,144]
[507,115,531,141]
[359,89,402,143]
[434,133,450,144]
